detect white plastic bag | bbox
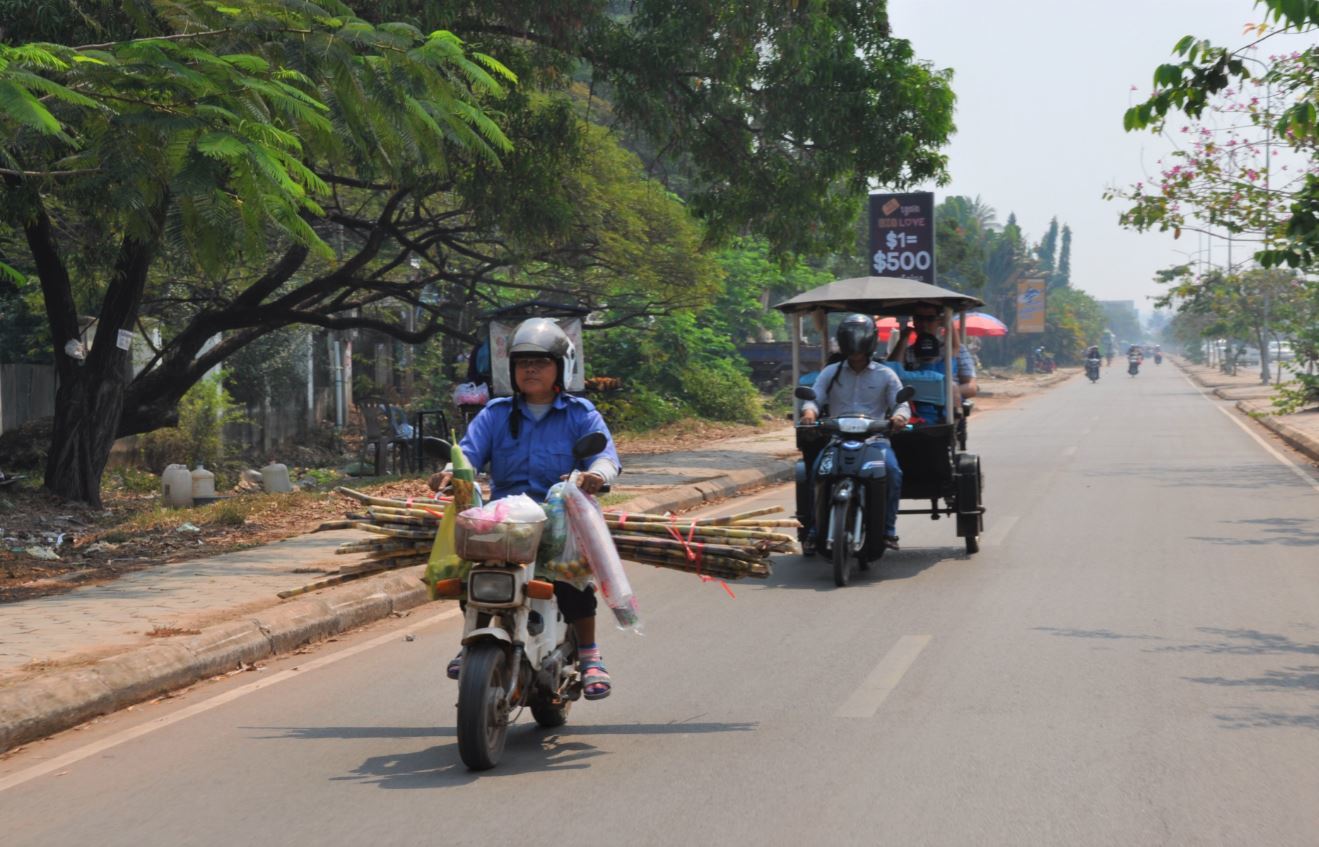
[452,382,490,405]
[562,473,641,633]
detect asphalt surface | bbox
[2,361,1318,846]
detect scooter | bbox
[1128,356,1141,377]
[1154,352,1163,365]
[1085,357,1101,382]
[794,385,914,587]
[433,432,608,771]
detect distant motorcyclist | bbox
[799,314,910,553]
[1084,345,1102,382]
[1127,345,1143,376]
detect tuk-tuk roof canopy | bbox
[773,276,984,316]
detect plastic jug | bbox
[260,462,292,493]
[191,464,216,499]
[161,464,193,508]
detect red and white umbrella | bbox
[962,312,1008,337]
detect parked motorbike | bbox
[794,385,915,587]
[432,432,608,771]
[1031,347,1057,374]
[1085,357,1101,382]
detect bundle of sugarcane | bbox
[601,506,798,580]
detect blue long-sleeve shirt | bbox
[459,394,621,501]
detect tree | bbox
[3,0,959,505]
[1043,287,1105,364]
[1117,0,1318,269]
[0,1,532,504]
[1154,263,1302,383]
[367,0,958,257]
[1052,225,1072,289]
[1035,217,1059,277]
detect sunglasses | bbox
[513,357,555,371]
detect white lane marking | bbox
[1179,372,1319,493]
[1062,446,1077,458]
[835,635,931,718]
[983,515,1020,547]
[0,606,462,793]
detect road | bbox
[3,361,1318,846]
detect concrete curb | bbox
[0,458,791,753]
[1175,358,1319,466]
[1235,400,1319,465]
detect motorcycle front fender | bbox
[462,627,512,647]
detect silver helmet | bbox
[508,318,577,390]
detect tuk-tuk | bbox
[775,276,987,569]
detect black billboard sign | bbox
[868,192,935,284]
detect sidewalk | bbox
[0,426,798,752]
[1175,358,1319,465]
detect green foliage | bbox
[589,311,762,430]
[710,237,830,342]
[137,375,243,472]
[1044,288,1106,364]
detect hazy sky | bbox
[888,0,1281,314]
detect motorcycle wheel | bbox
[831,495,856,587]
[456,641,511,771]
[530,695,570,728]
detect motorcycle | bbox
[1085,357,1101,383]
[795,385,915,587]
[433,432,608,771]
[1031,347,1057,374]
[1154,352,1163,365]
[1128,356,1141,377]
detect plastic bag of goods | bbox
[449,434,482,511]
[423,498,467,598]
[562,474,641,632]
[455,494,546,563]
[452,382,490,406]
[536,482,592,588]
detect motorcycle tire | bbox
[530,694,570,729]
[456,641,511,770]
[831,495,856,587]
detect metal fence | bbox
[0,364,57,435]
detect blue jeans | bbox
[882,447,902,538]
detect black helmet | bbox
[508,317,576,391]
[836,314,878,359]
[912,332,942,360]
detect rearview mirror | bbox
[896,386,916,404]
[794,386,817,401]
[573,431,607,460]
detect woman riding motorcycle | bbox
[429,318,621,699]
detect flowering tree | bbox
[1113,0,1318,269]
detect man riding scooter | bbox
[798,314,910,554]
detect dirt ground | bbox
[0,368,1070,601]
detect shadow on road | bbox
[1036,625,1319,731]
[1082,462,1303,491]
[763,547,964,591]
[1189,517,1319,548]
[251,720,757,788]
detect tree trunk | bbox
[44,361,131,508]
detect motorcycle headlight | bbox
[838,417,869,434]
[468,570,516,604]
